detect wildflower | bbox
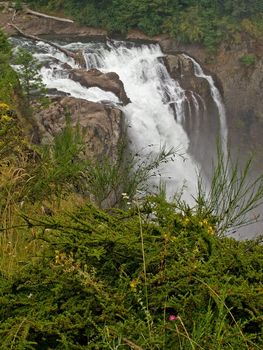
[200,219,208,227]
[169,314,179,321]
[130,279,138,289]
[207,226,214,235]
[121,192,129,200]
[182,217,190,226]
[0,102,9,110]
[163,233,169,242]
[0,114,12,122]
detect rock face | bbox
[69,68,131,105]
[36,96,124,162]
[164,54,220,178]
[160,38,263,174]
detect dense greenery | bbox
[0,31,20,106]
[24,0,263,50]
[1,197,263,349]
[13,47,46,105]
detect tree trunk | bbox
[25,8,74,23]
[9,23,86,68]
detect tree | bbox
[13,47,45,105]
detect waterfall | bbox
[183,54,228,157]
[81,41,200,202]
[11,38,229,204]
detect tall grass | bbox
[195,145,263,235]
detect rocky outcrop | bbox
[165,54,214,101]
[160,38,263,174]
[36,96,124,162]
[164,53,220,177]
[69,68,131,105]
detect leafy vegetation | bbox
[0,31,20,106]
[24,0,263,51]
[13,47,46,106]
[0,193,263,349]
[239,53,257,67]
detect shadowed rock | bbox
[69,68,131,105]
[36,96,124,162]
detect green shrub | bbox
[239,54,257,67]
[0,197,262,349]
[24,0,263,50]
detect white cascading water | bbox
[12,38,228,204]
[82,42,199,201]
[184,54,228,157]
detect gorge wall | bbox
[160,37,263,174]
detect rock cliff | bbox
[36,96,124,163]
[164,54,220,178]
[160,38,263,173]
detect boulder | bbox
[36,96,124,162]
[69,68,131,105]
[165,54,213,101]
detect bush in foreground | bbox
[0,196,262,349]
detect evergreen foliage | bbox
[13,48,46,105]
[0,31,20,106]
[0,197,262,349]
[24,0,263,50]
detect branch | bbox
[8,23,86,67]
[122,337,145,350]
[25,8,74,23]
[108,329,144,350]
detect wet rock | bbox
[165,54,212,101]
[164,52,220,176]
[69,68,131,105]
[46,88,70,97]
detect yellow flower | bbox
[130,279,138,289]
[0,102,9,110]
[202,219,208,225]
[163,233,169,242]
[0,114,12,122]
[207,226,214,235]
[182,217,190,226]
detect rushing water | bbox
[12,38,229,204]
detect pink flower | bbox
[169,314,178,321]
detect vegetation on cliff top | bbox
[0,29,263,348]
[24,0,263,51]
